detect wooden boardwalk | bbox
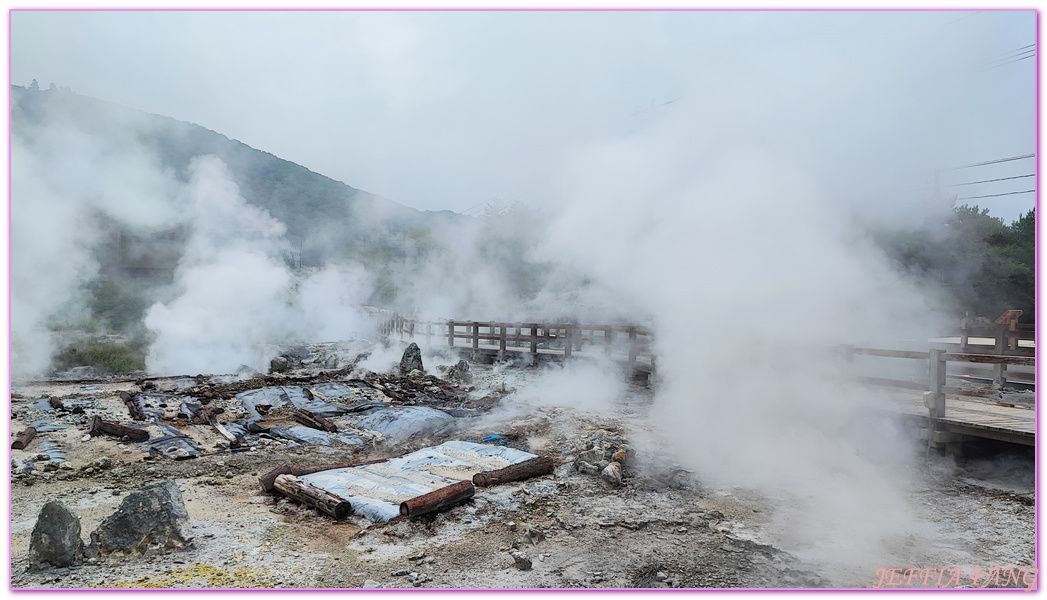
[850,347,1036,449]
[887,390,1034,446]
[367,309,1033,449]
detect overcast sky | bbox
[9,9,1037,222]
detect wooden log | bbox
[212,421,242,449]
[119,391,145,421]
[473,456,555,487]
[274,474,353,519]
[259,458,388,493]
[400,480,474,518]
[90,415,149,442]
[292,409,337,432]
[48,397,65,410]
[12,427,37,450]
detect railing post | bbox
[472,321,480,360]
[564,325,573,358]
[408,320,415,341]
[627,326,638,379]
[448,321,455,348]
[993,323,1007,387]
[928,348,946,421]
[604,326,614,356]
[498,324,507,361]
[959,318,969,353]
[530,324,539,366]
[426,321,432,347]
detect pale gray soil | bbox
[8,344,1035,589]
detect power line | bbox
[988,44,1035,60]
[947,174,1036,187]
[956,189,1036,200]
[945,154,1035,170]
[984,51,1036,70]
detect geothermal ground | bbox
[8,341,1036,590]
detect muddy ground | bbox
[7,342,1036,589]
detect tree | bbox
[29,79,39,91]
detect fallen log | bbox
[273,474,353,519]
[119,391,145,421]
[48,397,65,410]
[12,427,37,450]
[400,480,474,518]
[258,458,387,493]
[212,421,242,449]
[291,409,337,432]
[89,415,149,442]
[473,456,555,487]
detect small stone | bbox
[600,461,623,486]
[35,453,50,462]
[363,580,382,588]
[111,490,121,496]
[506,521,517,531]
[59,462,74,471]
[81,435,91,442]
[391,569,410,577]
[225,471,234,479]
[270,356,290,373]
[511,550,532,571]
[657,571,668,581]
[91,457,112,470]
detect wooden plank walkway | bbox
[886,390,1035,446]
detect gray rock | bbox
[89,479,192,555]
[59,462,74,471]
[511,550,532,571]
[91,457,112,470]
[601,461,624,486]
[28,501,84,570]
[363,580,382,588]
[576,461,601,476]
[324,354,339,370]
[269,356,290,373]
[447,359,473,383]
[399,343,424,374]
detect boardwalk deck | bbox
[886,391,1034,446]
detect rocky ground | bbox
[7,341,1037,589]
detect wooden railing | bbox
[366,308,654,375]
[843,345,1034,446]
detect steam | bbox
[144,156,372,375]
[10,121,179,377]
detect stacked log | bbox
[291,409,337,432]
[89,416,149,442]
[400,480,474,518]
[473,456,555,487]
[273,474,353,519]
[12,427,37,450]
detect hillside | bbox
[11,84,465,267]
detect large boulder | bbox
[399,343,424,374]
[28,501,84,570]
[89,479,192,555]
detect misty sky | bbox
[9,9,1037,222]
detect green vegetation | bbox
[879,206,1035,323]
[50,339,147,374]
